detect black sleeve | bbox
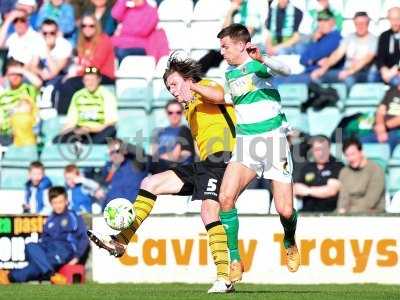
[293,8,303,32]
[177,126,195,154]
[330,162,344,179]
[376,31,388,70]
[380,87,396,108]
[294,164,307,183]
[266,9,272,30]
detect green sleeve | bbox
[254,60,272,78]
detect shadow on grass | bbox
[235,290,324,295]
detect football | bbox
[103,198,135,230]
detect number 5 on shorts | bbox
[206,178,218,192]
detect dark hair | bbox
[41,18,58,28]
[310,135,331,146]
[163,53,203,87]
[29,161,44,170]
[49,186,67,202]
[217,23,251,43]
[354,11,369,19]
[342,138,362,153]
[165,99,182,110]
[6,58,24,70]
[108,138,128,154]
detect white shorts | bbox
[230,127,293,183]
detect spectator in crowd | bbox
[54,66,117,144]
[30,19,72,87]
[0,187,88,285]
[111,0,169,62]
[306,0,343,33]
[311,11,377,88]
[0,1,15,16]
[0,8,42,65]
[64,164,101,214]
[54,14,115,114]
[100,138,148,209]
[151,100,195,166]
[85,0,117,36]
[294,135,343,212]
[337,138,385,214]
[198,0,268,74]
[10,97,37,147]
[265,0,303,55]
[360,85,400,152]
[0,59,41,146]
[377,7,400,86]
[14,0,39,28]
[35,0,75,40]
[24,161,53,214]
[274,9,341,84]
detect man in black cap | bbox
[53,66,118,144]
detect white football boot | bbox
[207,279,234,294]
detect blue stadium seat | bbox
[307,107,342,136]
[346,83,388,105]
[0,167,28,189]
[388,167,400,196]
[1,146,38,167]
[117,109,151,151]
[284,108,309,133]
[44,167,66,186]
[278,83,308,106]
[41,144,107,168]
[41,116,66,143]
[362,143,391,171]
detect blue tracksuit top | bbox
[41,209,88,259]
[300,30,342,73]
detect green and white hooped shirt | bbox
[224,58,287,136]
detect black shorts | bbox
[172,151,231,202]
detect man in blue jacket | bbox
[24,161,53,214]
[274,9,342,84]
[0,186,89,284]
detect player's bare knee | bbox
[219,192,235,211]
[278,205,293,219]
[140,176,157,194]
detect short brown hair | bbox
[49,186,67,202]
[217,23,251,43]
[29,161,44,171]
[64,164,79,174]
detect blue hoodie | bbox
[25,176,53,214]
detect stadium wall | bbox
[92,215,400,284]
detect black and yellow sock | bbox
[115,189,157,245]
[206,221,229,281]
[280,209,298,249]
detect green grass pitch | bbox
[1,283,399,300]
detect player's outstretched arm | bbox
[189,82,226,104]
[247,44,291,77]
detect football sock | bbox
[116,189,157,245]
[280,209,298,249]
[219,208,241,262]
[206,221,229,281]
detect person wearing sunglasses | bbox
[54,14,115,115]
[29,19,72,86]
[150,99,195,170]
[0,7,42,65]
